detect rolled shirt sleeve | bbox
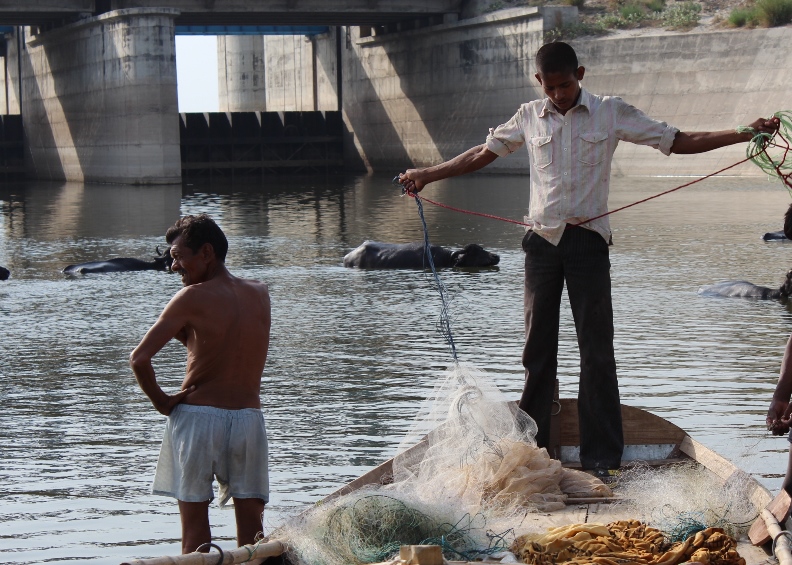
[486,107,527,157]
[614,100,680,156]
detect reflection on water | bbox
[1,174,791,564]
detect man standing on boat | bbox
[398,41,778,478]
[766,204,792,494]
[130,214,272,553]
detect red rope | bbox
[574,153,755,226]
[406,139,783,227]
[409,194,534,227]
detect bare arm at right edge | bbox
[768,333,792,434]
[398,144,499,193]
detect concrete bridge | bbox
[0,0,469,183]
[0,1,788,184]
[0,1,462,26]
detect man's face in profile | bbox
[169,235,208,287]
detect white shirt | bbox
[485,87,679,245]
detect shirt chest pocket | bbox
[578,131,608,165]
[529,135,553,169]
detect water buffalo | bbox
[63,247,173,275]
[343,241,500,269]
[698,270,792,300]
[0,266,8,280]
[763,230,789,241]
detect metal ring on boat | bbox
[551,399,562,416]
[195,542,225,565]
[772,530,792,559]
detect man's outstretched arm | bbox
[399,144,499,193]
[671,116,779,154]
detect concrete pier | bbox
[217,27,341,114]
[20,9,181,184]
[217,36,266,112]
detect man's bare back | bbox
[177,273,270,409]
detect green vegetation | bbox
[546,0,700,38]
[728,0,792,26]
[660,1,702,28]
[727,5,759,25]
[620,3,647,18]
[544,21,610,40]
[755,0,792,25]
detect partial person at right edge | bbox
[765,202,792,495]
[398,41,779,479]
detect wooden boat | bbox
[123,400,789,565]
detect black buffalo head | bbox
[0,266,9,281]
[155,246,174,271]
[781,269,792,298]
[449,244,500,268]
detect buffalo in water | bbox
[63,247,173,275]
[343,241,500,269]
[763,230,789,241]
[698,270,792,301]
[0,266,8,280]
[764,204,792,241]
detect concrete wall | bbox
[217,36,266,112]
[264,34,317,111]
[218,30,340,113]
[21,9,181,184]
[315,27,340,112]
[578,29,791,176]
[339,7,789,176]
[341,8,549,172]
[4,30,22,115]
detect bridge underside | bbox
[0,1,461,27]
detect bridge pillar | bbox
[20,9,181,184]
[217,36,266,112]
[218,30,340,114]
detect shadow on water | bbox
[1,173,792,563]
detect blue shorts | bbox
[152,404,269,507]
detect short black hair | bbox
[536,41,579,76]
[166,214,228,262]
[784,202,792,240]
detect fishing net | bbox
[612,461,759,542]
[278,363,613,565]
[741,110,792,193]
[390,363,611,515]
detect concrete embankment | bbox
[335,7,791,177]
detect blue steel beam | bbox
[175,25,329,36]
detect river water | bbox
[1,173,791,564]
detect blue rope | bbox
[412,191,459,362]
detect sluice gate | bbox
[179,110,344,179]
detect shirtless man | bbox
[130,214,271,553]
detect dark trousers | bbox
[518,225,624,470]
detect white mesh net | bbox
[278,363,613,565]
